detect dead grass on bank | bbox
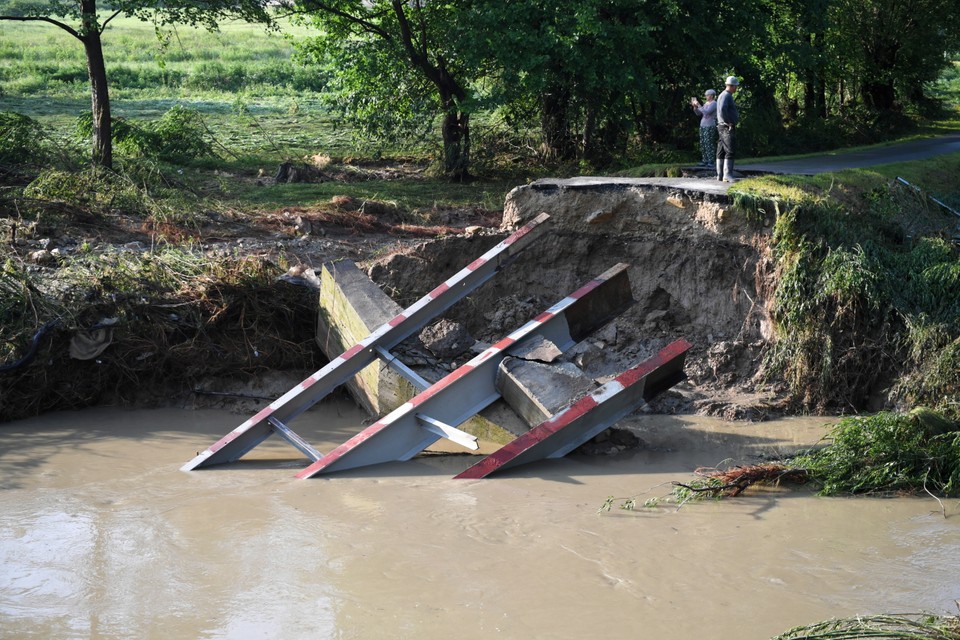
[0,247,320,423]
[772,614,960,640]
[0,158,505,423]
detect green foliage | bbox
[463,0,663,164]
[0,0,272,33]
[77,106,213,162]
[23,167,146,216]
[599,477,728,513]
[0,110,49,166]
[292,0,478,175]
[791,410,960,496]
[145,106,213,162]
[750,168,960,412]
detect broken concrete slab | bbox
[455,339,693,479]
[501,177,742,237]
[316,259,524,443]
[316,260,415,416]
[497,357,598,428]
[507,334,563,363]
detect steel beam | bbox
[296,263,635,478]
[454,339,691,479]
[182,213,552,471]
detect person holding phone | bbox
[690,89,717,167]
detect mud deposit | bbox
[2,406,959,639]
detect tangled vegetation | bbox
[0,242,320,422]
[733,162,960,415]
[600,407,960,514]
[77,106,215,164]
[793,409,960,497]
[772,614,960,640]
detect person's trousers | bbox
[716,124,736,160]
[699,126,718,164]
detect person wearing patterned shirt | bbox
[691,89,718,166]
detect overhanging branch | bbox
[295,0,392,40]
[100,9,123,32]
[0,14,82,40]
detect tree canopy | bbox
[2,0,957,175]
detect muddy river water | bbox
[1,403,958,639]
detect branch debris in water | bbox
[772,614,960,639]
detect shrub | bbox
[76,106,214,163]
[23,167,147,217]
[148,106,214,162]
[791,410,960,496]
[0,111,51,167]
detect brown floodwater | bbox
[1,403,958,639]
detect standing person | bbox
[690,89,717,166]
[716,76,739,182]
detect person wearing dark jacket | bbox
[716,76,739,182]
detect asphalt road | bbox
[546,133,960,199]
[737,132,960,175]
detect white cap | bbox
[725,76,740,86]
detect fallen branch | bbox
[679,463,810,497]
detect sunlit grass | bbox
[226,177,517,212]
[0,15,321,102]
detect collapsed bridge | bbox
[183,212,691,478]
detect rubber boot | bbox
[723,159,735,182]
[716,159,723,181]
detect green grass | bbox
[736,152,960,212]
[229,178,518,212]
[0,15,359,160]
[0,16,320,100]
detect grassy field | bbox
[0,17,319,100]
[0,16,369,161]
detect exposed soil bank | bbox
[368,178,781,420]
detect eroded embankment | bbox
[367,178,780,419]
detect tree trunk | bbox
[539,84,576,161]
[861,38,899,112]
[817,74,827,118]
[803,35,816,116]
[439,93,470,181]
[814,30,827,118]
[390,2,470,179]
[862,81,895,111]
[81,1,112,169]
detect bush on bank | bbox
[733,162,960,416]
